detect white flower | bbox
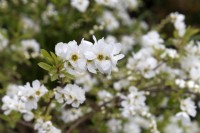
[21,80,48,110]
[141,31,164,48]
[55,42,68,60]
[1,80,48,117]
[54,84,86,108]
[54,87,66,104]
[75,72,97,92]
[6,84,19,97]
[21,39,40,58]
[98,11,119,31]
[95,0,118,7]
[21,16,40,33]
[161,48,179,59]
[175,79,186,88]
[71,0,89,12]
[66,41,84,69]
[125,0,139,10]
[79,39,97,73]
[120,35,135,54]
[176,112,191,125]
[34,119,61,133]
[123,119,141,133]
[98,90,113,104]
[114,79,130,91]
[126,48,158,78]
[164,122,183,133]
[180,98,196,117]
[91,36,124,74]
[107,118,122,133]
[170,12,186,37]
[55,36,124,75]
[41,3,58,24]
[121,86,147,117]
[61,108,83,123]
[2,95,19,115]
[23,111,34,121]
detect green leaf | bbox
[38,62,52,71]
[41,49,51,59]
[50,74,58,81]
[41,49,54,63]
[50,51,58,64]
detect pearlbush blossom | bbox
[55,36,124,75]
[54,84,86,108]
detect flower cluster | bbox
[34,119,61,133]
[176,98,197,124]
[1,80,48,121]
[1,0,200,133]
[54,84,86,108]
[71,0,89,13]
[55,36,124,75]
[21,39,40,58]
[170,12,186,37]
[120,86,147,117]
[61,108,83,123]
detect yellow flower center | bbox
[97,54,104,61]
[71,54,78,61]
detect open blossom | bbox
[161,48,179,59]
[20,80,48,110]
[54,84,86,108]
[180,98,196,117]
[107,118,122,133]
[98,11,119,31]
[21,16,40,33]
[61,108,83,123]
[41,3,58,24]
[75,72,97,92]
[34,119,61,133]
[21,39,40,58]
[141,31,164,48]
[123,119,141,133]
[170,12,186,37]
[175,98,197,125]
[95,0,118,7]
[91,36,124,74]
[98,90,113,104]
[121,86,147,117]
[55,42,68,60]
[71,0,89,12]
[1,80,47,121]
[65,41,86,72]
[126,48,158,78]
[55,36,124,75]
[125,0,139,10]
[176,112,191,125]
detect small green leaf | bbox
[41,49,51,58]
[41,49,54,63]
[38,62,52,71]
[50,52,58,63]
[50,74,58,81]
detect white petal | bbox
[84,51,96,60]
[87,63,97,73]
[32,80,40,89]
[77,59,86,71]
